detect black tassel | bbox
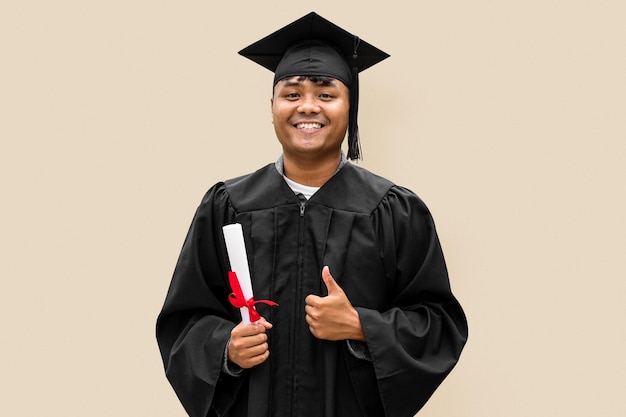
[347,67,361,160]
[348,36,362,161]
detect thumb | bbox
[257,316,273,329]
[322,266,342,295]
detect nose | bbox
[297,94,320,114]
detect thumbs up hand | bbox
[304,266,366,342]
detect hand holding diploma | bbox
[223,223,278,369]
[228,317,273,369]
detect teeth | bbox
[296,122,322,129]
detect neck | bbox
[282,152,342,187]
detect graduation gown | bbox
[156,162,468,417]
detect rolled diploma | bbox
[222,223,255,324]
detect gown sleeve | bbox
[156,184,244,417]
[355,186,468,417]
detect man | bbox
[157,12,467,417]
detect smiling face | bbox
[271,76,350,162]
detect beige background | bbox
[1,1,624,416]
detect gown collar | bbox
[274,153,348,177]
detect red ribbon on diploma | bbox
[228,271,278,322]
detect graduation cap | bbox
[239,12,390,160]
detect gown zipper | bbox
[291,193,307,416]
[298,193,306,216]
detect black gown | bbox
[156,162,468,417]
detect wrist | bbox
[348,307,366,342]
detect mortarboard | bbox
[239,12,390,160]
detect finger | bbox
[229,334,266,362]
[231,322,267,338]
[244,341,270,357]
[304,304,318,319]
[236,345,270,369]
[257,316,273,330]
[305,294,323,307]
[305,312,313,326]
[321,266,342,294]
[245,349,270,368]
[230,332,268,350]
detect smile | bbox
[295,122,323,129]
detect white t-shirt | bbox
[282,176,320,200]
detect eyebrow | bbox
[281,78,338,88]
[281,80,303,88]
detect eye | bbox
[285,92,300,99]
[319,93,334,100]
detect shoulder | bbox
[350,165,429,211]
[224,163,276,192]
[341,163,394,191]
[315,164,429,215]
[311,164,392,213]
[382,183,431,215]
[189,165,283,227]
